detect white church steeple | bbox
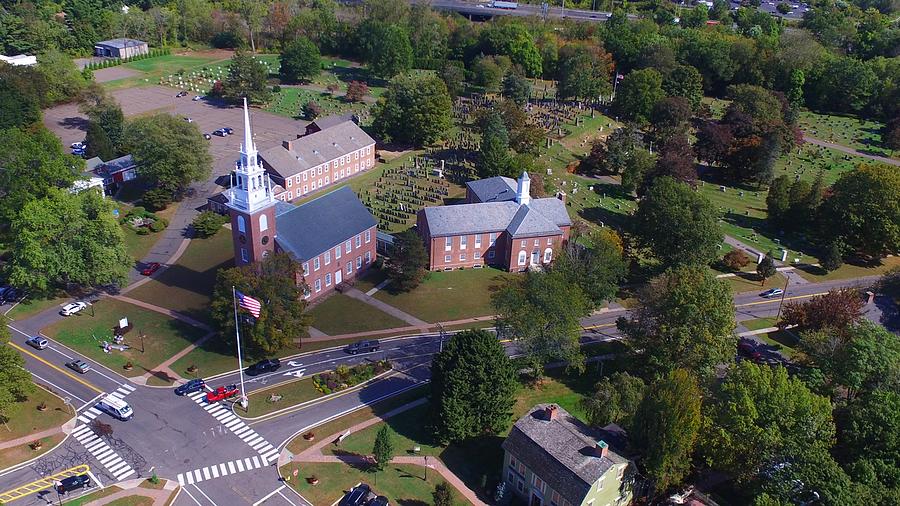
[516,171,531,206]
[227,97,275,214]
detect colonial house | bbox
[502,404,636,506]
[84,154,138,193]
[416,172,571,272]
[225,100,377,301]
[258,115,375,204]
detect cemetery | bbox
[798,110,893,158]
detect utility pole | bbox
[775,275,791,323]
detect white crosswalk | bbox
[71,424,136,481]
[77,384,137,424]
[176,455,269,486]
[187,390,280,465]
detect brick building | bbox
[416,173,571,272]
[225,100,377,301]
[258,116,375,203]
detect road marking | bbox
[0,464,90,502]
[581,322,616,331]
[735,292,828,308]
[5,341,103,393]
[227,461,236,474]
[277,489,300,506]
[192,484,219,506]
[203,467,211,480]
[181,484,203,505]
[253,485,287,506]
[236,459,245,472]
[211,465,219,478]
[73,425,136,481]
[29,370,88,404]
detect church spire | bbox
[227,97,274,214]
[240,97,257,167]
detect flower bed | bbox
[120,207,168,235]
[312,361,391,395]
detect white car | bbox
[60,302,87,316]
[183,117,193,123]
[71,142,86,150]
[192,95,202,101]
[760,288,784,299]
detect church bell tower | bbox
[226,98,277,266]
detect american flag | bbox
[616,73,625,81]
[236,291,262,318]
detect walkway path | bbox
[0,427,63,451]
[804,135,900,167]
[110,295,212,331]
[342,288,430,328]
[84,478,177,506]
[135,331,216,385]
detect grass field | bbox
[243,377,322,418]
[722,272,787,294]
[126,228,234,323]
[117,203,177,264]
[308,294,407,335]
[741,317,778,331]
[798,110,893,158]
[794,255,900,283]
[266,87,372,124]
[0,433,65,471]
[755,329,799,359]
[373,268,516,323]
[0,384,71,443]
[42,299,208,377]
[103,53,229,90]
[4,292,70,321]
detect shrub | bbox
[136,227,150,235]
[722,249,751,271]
[149,218,167,233]
[272,84,281,93]
[192,211,229,238]
[142,187,172,211]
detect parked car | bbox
[1,287,20,303]
[141,262,161,276]
[66,359,91,374]
[174,378,206,396]
[183,117,193,123]
[760,288,784,298]
[56,474,91,494]
[206,384,240,402]
[345,340,380,354]
[223,127,234,135]
[737,341,756,357]
[246,358,281,376]
[212,129,227,137]
[203,133,211,140]
[26,336,48,350]
[192,95,203,101]
[339,484,372,506]
[176,91,189,97]
[367,496,389,506]
[60,302,88,316]
[71,142,85,150]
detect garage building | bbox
[94,38,149,59]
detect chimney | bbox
[282,139,293,151]
[544,404,558,421]
[556,191,566,204]
[593,440,609,459]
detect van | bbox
[96,395,133,421]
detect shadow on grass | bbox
[332,449,373,472]
[440,435,504,503]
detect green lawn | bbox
[793,255,900,283]
[117,204,176,264]
[373,268,516,323]
[722,272,787,294]
[326,403,442,458]
[243,377,322,418]
[741,317,778,331]
[0,384,71,443]
[266,87,373,124]
[42,299,207,377]
[61,486,124,506]
[103,53,230,90]
[126,228,234,323]
[755,329,799,359]
[4,292,70,321]
[798,110,893,158]
[353,268,390,294]
[0,433,65,471]
[308,294,407,335]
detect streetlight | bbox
[775,274,791,324]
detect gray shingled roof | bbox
[95,38,146,48]
[502,404,628,506]
[530,197,572,227]
[421,201,520,237]
[309,114,356,131]
[466,176,517,203]
[260,121,374,178]
[506,205,563,238]
[275,186,376,261]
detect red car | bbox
[206,384,240,403]
[141,262,161,276]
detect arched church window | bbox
[260,214,268,232]
[237,215,246,233]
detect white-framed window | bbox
[345,240,352,253]
[547,237,553,245]
[365,251,371,263]
[314,258,320,271]
[475,235,482,248]
[341,157,345,166]
[517,480,524,492]
[287,191,293,200]
[544,248,553,263]
[303,185,308,194]
[287,178,292,188]
[459,236,467,250]
[518,251,527,266]
[325,273,332,286]
[444,255,451,263]
[237,215,246,233]
[325,176,329,184]
[356,256,362,268]
[240,248,248,262]
[303,172,308,181]
[488,251,495,259]
[315,279,321,292]
[335,246,341,259]
[365,230,371,243]
[310,181,316,190]
[474,251,481,259]
[489,233,497,245]
[259,214,268,232]
[295,175,301,184]
[534,239,539,246]
[520,240,526,247]
[325,251,331,265]
[317,167,323,175]
[532,475,546,494]
[355,151,359,159]
[445,237,452,251]
[508,471,515,484]
[459,253,466,261]
[509,455,518,469]
[302,262,309,276]
[355,235,361,248]
[340,169,345,178]
[333,160,338,169]
[346,261,352,274]
[366,146,371,155]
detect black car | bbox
[175,378,206,396]
[56,474,91,494]
[176,91,188,97]
[212,129,226,137]
[367,496,389,506]
[246,358,281,376]
[223,127,234,135]
[339,484,371,506]
[346,340,380,354]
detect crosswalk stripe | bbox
[246,436,263,446]
[72,425,90,436]
[77,415,90,424]
[117,469,135,481]
[251,456,261,468]
[202,467,211,480]
[94,448,114,461]
[228,461,236,474]
[102,456,122,467]
[203,404,218,412]
[211,466,219,479]
[233,426,251,437]
[231,421,247,431]
[213,411,232,422]
[87,407,101,415]
[122,384,136,391]
[85,440,107,452]
[177,474,185,486]
[236,460,245,472]
[193,469,202,483]
[219,463,228,476]
[74,432,94,442]
[244,458,253,469]
[108,461,128,474]
[224,419,241,428]
[251,440,269,451]
[107,392,125,400]
[186,470,195,485]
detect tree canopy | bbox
[385,229,428,291]
[219,50,272,104]
[613,68,664,125]
[279,36,321,83]
[372,72,452,146]
[0,318,34,424]
[124,113,212,195]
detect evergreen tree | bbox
[280,37,321,83]
[432,482,453,506]
[221,50,272,105]
[821,242,844,272]
[84,121,115,161]
[478,111,512,179]
[385,229,428,291]
[373,425,394,470]
[757,252,777,285]
[430,329,517,443]
[502,71,531,105]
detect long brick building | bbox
[416,172,571,272]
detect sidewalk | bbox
[110,294,212,331]
[84,478,177,506]
[0,427,62,451]
[342,288,429,328]
[302,314,498,343]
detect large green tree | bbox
[633,177,722,267]
[211,252,311,355]
[80,84,126,157]
[0,71,41,129]
[35,49,87,104]
[581,372,646,430]
[699,362,836,483]
[429,329,517,444]
[551,229,627,306]
[369,24,413,79]
[479,23,542,77]
[478,111,512,179]
[372,72,452,146]
[279,36,321,84]
[7,189,131,293]
[372,425,394,470]
[618,264,736,378]
[613,68,664,125]
[124,114,212,195]
[385,229,428,291]
[556,43,614,101]
[220,50,272,105]
[0,318,34,424]
[632,369,702,491]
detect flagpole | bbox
[232,286,249,410]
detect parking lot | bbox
[43,85,307,189]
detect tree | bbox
[581,126,643,176]
[650,97,693,144]
[0,72,41,129]
[7,189,131,293]
[372,425,394,470]
[125,114,212,195]
[581,372,646,430]
[694,121,733,167]
[493,271,593,372]
[0,318,34,423]
[551,229,627,306]
[373,72,452,146]
[633,177,723,267]
[502,72,531,105]
[369,24,413,79]
[224,0,266,52]
[498,101,543,155]
[654,133,697,184]
[782,289,864,332]
[210,252,311,355]
[756,252,777,286]
[0,127,79,225]
[613,68,664,125]
[556,43,614,101]
[766,175,792,229]
[385,229,427,291]
[302,100,322,120]
[80,84,125,156]
[279,37,321,84]
[663,64,704,110]
[820,163,900,259]
[84,121,115,161]
[220,50,272,105]
[35,49,87,104]
[432,482,453,506]
[439,61,465,98]
[617,265,736,378]
[840,390,900,468]
[429,329,517,443]
[883,116,900,155]
[632,369,702,491]
[344,81,369,103]
[699,362,835,483]
[479,23,542,77]
[191,211,229,238]
[478,111,512,179]
[722,249,751,271]
[471,55,506,92]
[622,148,657,195]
